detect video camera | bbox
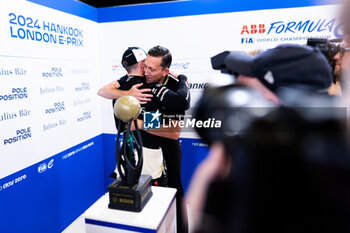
[195,47,345,146]
[307,38,343,81]
[210,51,233,75]
[307,38,342,61]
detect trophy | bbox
[108,96,153,212]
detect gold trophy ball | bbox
[114,96,141,122]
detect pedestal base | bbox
[84,186,177,233]
[108,174,153,212]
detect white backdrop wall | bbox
[99,4,341,135]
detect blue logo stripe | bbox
[27,0,333,23]
[98,0,335,22]
[27,0,98,22]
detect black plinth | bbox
[108,174,153,212]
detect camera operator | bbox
[332,41,345,95]
[187,44,350,233]
[338,40,350,93]
[340,0,350,51]
[228,44,332,104]
[338,0,350,116]
[306,38,348,95]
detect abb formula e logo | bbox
[240,18,342,44]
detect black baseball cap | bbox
[121,47,147,68]
[225,44,332,92]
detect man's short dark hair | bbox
[148,45,172,69]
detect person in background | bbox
[339,0,350,95]
[227,44,332,105]
[329,38,350,95]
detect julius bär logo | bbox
[143,110,161,129]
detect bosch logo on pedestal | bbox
[0,87,28,102]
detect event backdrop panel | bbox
[0,0,102,179]
[0,1,104,233]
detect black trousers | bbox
[160,138,188,233]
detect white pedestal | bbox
[62,216,86,233]
[84,186,177,233]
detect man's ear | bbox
[139,61,145,70]
[163,67,170,75]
